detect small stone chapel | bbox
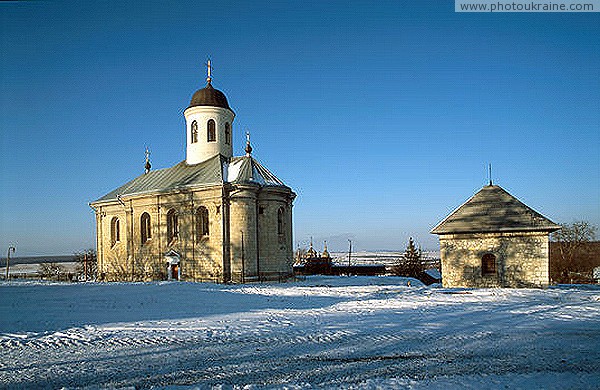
[431,183,560,288]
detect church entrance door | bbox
[164,250,181,281]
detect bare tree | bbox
[74,249,97,281]
[551,221,597,283]
[38,263,66,280]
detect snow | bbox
[1,276,599,389]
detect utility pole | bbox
[241,231,245,284]
[83,253,88,281]
[6,246,15,280]
[348,239,352,272]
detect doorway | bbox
[165,250,181,281]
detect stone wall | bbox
[257,188,294,280]
[94,183,295,283]
[96,186,225,282]
[439,231,550,288]
[228,185,259,282]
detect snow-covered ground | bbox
[1,277,599,389]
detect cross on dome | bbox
[206,59,212,84]
[245,131,253,156]
[144,147,151,174]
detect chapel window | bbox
[482,253,496,275]
[140,212,151,245]
[225,122,231,145]
[277,207,284,235]
[191,121,198,144]
[167,209,178,243]
[111,217,120,246]
[196,206,209,239]
[207,119,216,142]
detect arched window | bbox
[140,212,151,245]
[225,122,231,145]
[196,206,209,239]
[167,209,178,243]
[482,253,496,275]
[207,119,216,142]
[277,207,284,235]
[111,217,120,246]
[191,120,198,144]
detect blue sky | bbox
[1,1,598,255]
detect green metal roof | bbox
[431,185,560,235]
[92,154,288,204]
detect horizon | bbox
[1,1,599,256]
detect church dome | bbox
[189,82,231,110]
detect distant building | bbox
[431,184,560,288]
[90,64,296,283]
[293,241,386,276]
[297,241,332,275]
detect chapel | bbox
[90,63,296,283]
[431,183,560,288]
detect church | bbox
[90,63,296,283]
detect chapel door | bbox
[171,264,179,280]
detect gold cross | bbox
[206,59,212,83]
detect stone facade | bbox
[94,184,294,283]
[91,68,296,283]
[438,232,550,288]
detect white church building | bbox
[90,63,296,283]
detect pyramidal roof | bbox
[92,154,288,204]
[431,185,560,235]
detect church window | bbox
[140,212,151,244]
[191,121,198,143]
[277,207,284,235]
[196,206,209,239]
[482,253,496,275]
[225,122,231,145]
[207,119,216,142]
[111,217,120,246]
[167,209,178,243]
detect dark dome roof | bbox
[188,82,231,110]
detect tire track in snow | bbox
[2,284,600,388]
